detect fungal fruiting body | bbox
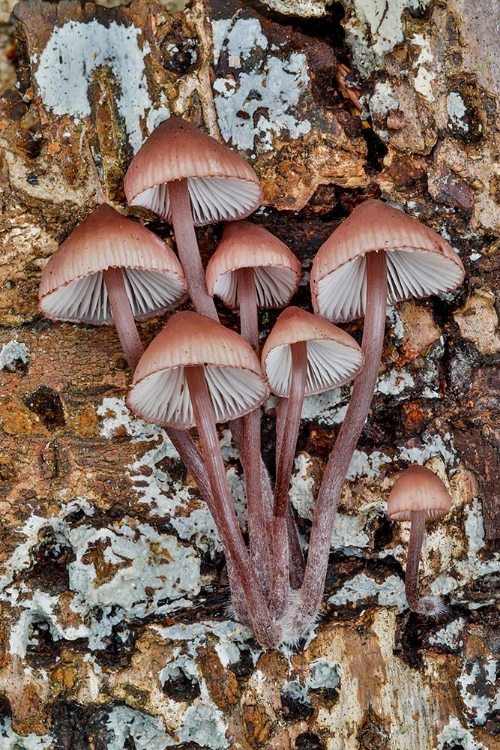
[387,465,452,616]
[38,203,186,371]
[124,117,263,321]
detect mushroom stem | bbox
[242,406,272,592]
[294,250,388,627]
[235,266,272,590]
[275,401,305,587]
[268,513,290,617]
[165,426,251,624]
[286,506,305,587]
[274,340,308,517]
[405,509,427,613]
[232,416,305,591]
[237,267,259,351]
[169,178,219,322]
[165,428,212,503]
[103,267,144,372]
[184,365,278,646]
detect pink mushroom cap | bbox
[39,204,187,325]
[387,465,452,522]
[127,311,269,429]
[311,199,465,322]
[124,117,263,226]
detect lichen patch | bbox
[212,17,311,152]
[34,20,155,153]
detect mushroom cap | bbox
[126,311,270,429]
[39,204,187,325]
[311,199,465,322]
[261,306,363,398]
[206,221,302,309]
[387,465,452,522]
[124,117,263,227]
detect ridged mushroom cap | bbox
[205,221,301,309]
[124,117,263,227]
[127,311,270,429]
[387,465,452,522]
[311,199,465,322]
[261,306,363,398]
[39,204,187,325]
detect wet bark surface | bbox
[0,0,500,747]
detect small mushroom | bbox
[39,204,186,371]
[206,220,301,351]
[126,311,279,647]
[387,465,452,616]
[124,117,263,321]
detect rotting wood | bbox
[0,0,500,747]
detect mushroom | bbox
[39,204,187,371]
[290,199,464,635]
[261,306,363,613]
[206,220,302,589]
[206,220,301,351]
[124,117,263,321]
[387,465,452,615]
[126,311,279,646]
[262,306,363,519]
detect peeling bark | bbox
[1,0,500,747]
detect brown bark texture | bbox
[0,0,499,747]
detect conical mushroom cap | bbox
[206,221,301,309]
[127,311,269,429]
[311,199,465,322]
[39,204,187,324]
[261,306,363,398]
[124,117,263,226]
[387,465,452,521]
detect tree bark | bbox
[0,0,499,746]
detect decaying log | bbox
[0,0,500,747]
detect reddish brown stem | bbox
[165,426,250,623]
[268,513,289,617]
[275,400,305,587]
[169,183,266,589]
[237,267,259,352]
[169,179,218,321]
[235,266,272,590]
[103,267,143,372]
[184,365,278,646]
[406,509,427,613]
[243,406,271,592]
[274,340,308,517]
[232,415,305,594]
[292,251,388,632]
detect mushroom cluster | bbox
[39,116,464,648]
